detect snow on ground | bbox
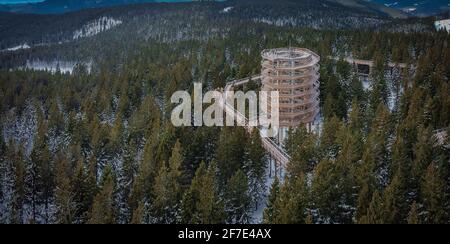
[1,44,30,52]
[401,7,417,13]
[2,102,37,156]
[221,7,234,13]
[73,17,123,40]
[361,76,372,91]
[24,60,92,74]
[435,19,450,32]
[384,2,399,7]
[251,159,277,224]
[310,113,324,136]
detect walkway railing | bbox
[221,75,291,167]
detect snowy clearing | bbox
[221,7,234,14]
[1,44,31,52]
[435,19,450,32]
[24,60,92,74]
[73,17,123,40]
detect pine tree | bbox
[27,117,54,223]
[109,113,124,155]
[71,158,96,224]
[407,202,420,224]
[54,153,74,224]
[197,162,226,224]
[350,76,365,103]
[305,212,314,224]
[10,146,26,224]
[119,140,138,223]
[319,116,342,160]
[359,190,385,224]
[312,156,354,224]
[369,52,389,111]
[225,170,251,224]
[411,126,433,198]
[263,177,280,224]
[274,175,309,224]
[152,141,183,223]
[181,162,207,223]
[89,166,117,224]
[421,163,447,224]
[366,103,391,186]
[383,171,408,224]
[285,125,317,176]
[349,99,363,133]
[216,127,247,185]
[323,94,335,119]
[128,124,161,215]
[48,99,64,133]
[333,127,360,223]
[130,201,145,224]
[0,136,5,208]
[181,162,225,224]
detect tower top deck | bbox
[261,48,319,63]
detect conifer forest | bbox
[0,0,449,225]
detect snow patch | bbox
[384,2,399,7]
[221,7,234,13]
[402,7,417,13]
[434,19,450,32]
[24,60,91,74]
[73,17,122,40]
[251,161,276,224]
[2,102,37,156]
[2,44,30,52]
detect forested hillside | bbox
[0,0,448,224]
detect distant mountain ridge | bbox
[367,0,450,16]
[1,0,447,17]
[0,0,187,14]
[326,0,408,18]
[0,0,410,18]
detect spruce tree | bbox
[319,116,342,160]
[48,99,64,133]
[285,125,317,176]
[312,157,353,223]
[71,158,96,224]
[0,139,5,215]
[89,166,117,224]
[225,170,251,224]
[128,142,153,217]
[263,177,280,224]
[274,175,309,224]
[359,190,385,224]
[197,162,226,224]
[27,114,54,223]
[216,127,247,185]
[130,201,145,224]
[54,153,74,224]
[383,171,408,224]
[181,162,207,223]
[407,201,420,224]
[10,146,26,224]
[152,141,183,223]
[349,99,363,133]
[333,127,360,223]
[411,126,433,198]
[421,163,447,224]
[181,162,225,224]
